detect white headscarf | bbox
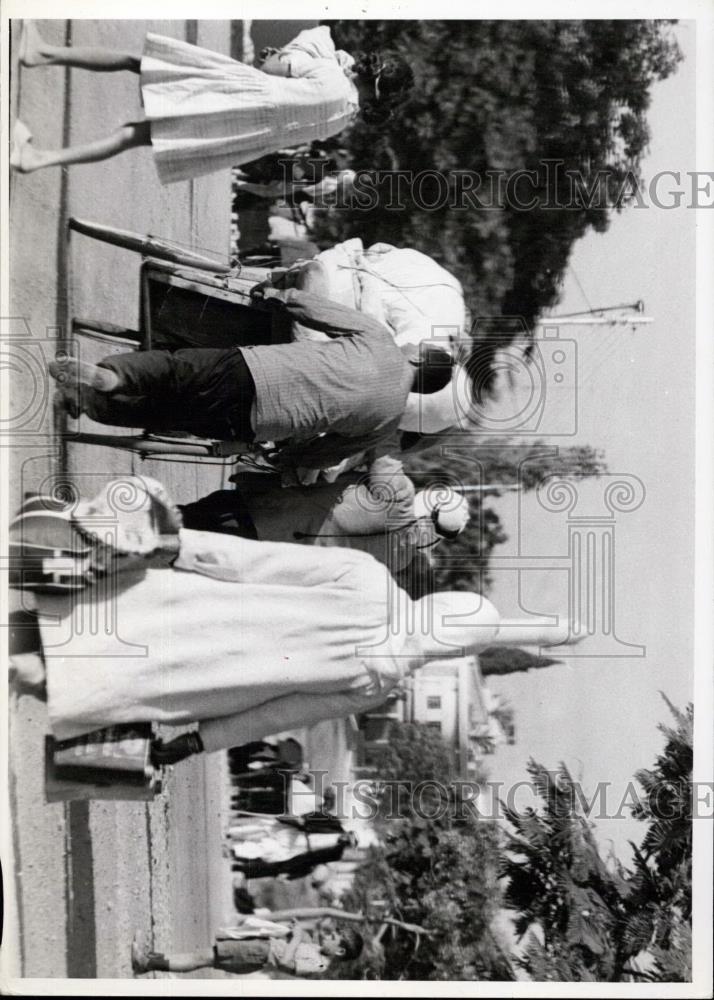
[413,488,470,538]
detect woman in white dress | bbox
[11,22,412,183]
[10,477,502,766]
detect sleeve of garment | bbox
[277,288,390,341]
[199,687,389,754]
[295,945,330,976]
[174,527,376,588]
[275,25,337,78]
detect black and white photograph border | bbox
[1,0,712,996]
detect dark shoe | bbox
[131,934,162,974]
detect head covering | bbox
[413,488,470,539]
[412,591,500,657]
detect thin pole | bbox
[452,484,521,493]
[536,315,653,327]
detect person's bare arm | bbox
[259,51,291,77]
[252,287,389,341]
[276,922,305,972]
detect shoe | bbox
[19,21,48,67]
[10,120,34,173]
[9,653,47,698]
[131,933,152,974]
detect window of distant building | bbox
[425,721,442,734]
[427,696,442,710]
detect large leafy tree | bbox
[621,698,693,981]
[337,723,514,980]
[316,20,681,376]
[364,720,456,822]
[501,699,693,982]
[501,760,631,980]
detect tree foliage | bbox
[404,434,607,592]
[319,19,681,360]
[337,723,514,980]
[501,760,631,980]
[479,645,561,676]
[367,721,457,815]
[624,698,693,980]
[341,705,692,982]
[501,699,693,982]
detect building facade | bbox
[355,655,511,779]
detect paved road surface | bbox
[5,18,357,986]
[6,19,235,982]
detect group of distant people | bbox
[130,739,364,978]
[226,738,355,884]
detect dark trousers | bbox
[232,843,345,880]
[87,348,257,441]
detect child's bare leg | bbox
[11,120,151,174]
[161,949,215,972]
[20,21,140,72]
[132,940,215,974]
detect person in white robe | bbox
[11,476,501,766]
[13,476,581,770]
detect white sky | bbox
[485,21,697,860]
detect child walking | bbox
[11,22,412,184]
[131,917,363,977]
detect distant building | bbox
[354,656,512,779]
